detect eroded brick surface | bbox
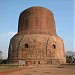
[8,6,66,64]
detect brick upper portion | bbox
[18,6,56,35]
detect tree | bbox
[0,51,3,64]
[66,51,75,64]
[0,51,3,59]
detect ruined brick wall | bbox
[8,6,66,64]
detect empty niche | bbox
[25,44,29,48]
[53,44,56,49]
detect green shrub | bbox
[0,59,8,64]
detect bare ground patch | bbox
[1,64,75,75]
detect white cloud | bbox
[7,32,17,36]
[1,32,16,37]
[0,32,17,59]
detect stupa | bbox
[8,6,66,64]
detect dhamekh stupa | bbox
[8,6,66,64]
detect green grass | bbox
[24,74,31,75]
[58,64,75,69]
[0,66,18,72]
[61,64,75,66]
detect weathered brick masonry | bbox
[8,6,66,65]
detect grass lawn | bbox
[0,65,18,72]
[61,64,75,67]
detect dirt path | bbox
[4,65,75,75]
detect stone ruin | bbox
[8,6,66,65]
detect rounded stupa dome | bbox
[18,6,56,35]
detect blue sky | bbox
[0,0,74,58]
